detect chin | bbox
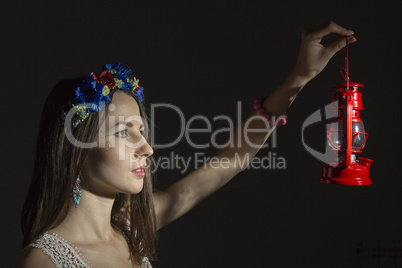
[123,183,144,195]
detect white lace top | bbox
[26,232,152,268]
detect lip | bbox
[131,170,146,178]
[131,165,147,178]
[131,165,147,172]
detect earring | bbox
[73,177,82,208]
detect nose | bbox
[133,140,154,159]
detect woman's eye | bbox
[115,129,128,137]
[114,129,144,138]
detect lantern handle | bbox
[345,36,349,90]
[339,37,350,89]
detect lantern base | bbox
[319,159,373,185]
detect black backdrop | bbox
[2,0,402,267]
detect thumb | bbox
[325,36,357,58]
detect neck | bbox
[52,189,118,243]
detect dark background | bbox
[2,0,401,267]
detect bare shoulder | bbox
[11,247,54,268]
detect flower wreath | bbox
[63,62,144,128]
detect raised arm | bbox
[153,21,356,230]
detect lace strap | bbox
[28,233,93,267]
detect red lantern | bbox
[319,38,373,185]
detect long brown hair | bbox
[21,77,157,266]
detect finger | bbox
[325,36,357,58]
[306,21,354,39]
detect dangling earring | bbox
[116,192,120,200]
[73,177,82,208]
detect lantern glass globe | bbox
[327,121,367,152]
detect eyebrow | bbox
[111,121,144,129]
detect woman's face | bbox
[83,91,154,197]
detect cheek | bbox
[106,137,136,162]
[104,136,125,156]
[85,147,123,180]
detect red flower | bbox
[92,71,115,87]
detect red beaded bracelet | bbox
[253,96,288,126]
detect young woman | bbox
[13,21,356,267]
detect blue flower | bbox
[103,62,132,81]
[74,75,111,112]
[102,64,113,71]
[121,80,134,91]
[134,86,144,102]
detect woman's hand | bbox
[292,21,357,85]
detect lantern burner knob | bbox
[358,157,374,168]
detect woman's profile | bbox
[13,21,356,267]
